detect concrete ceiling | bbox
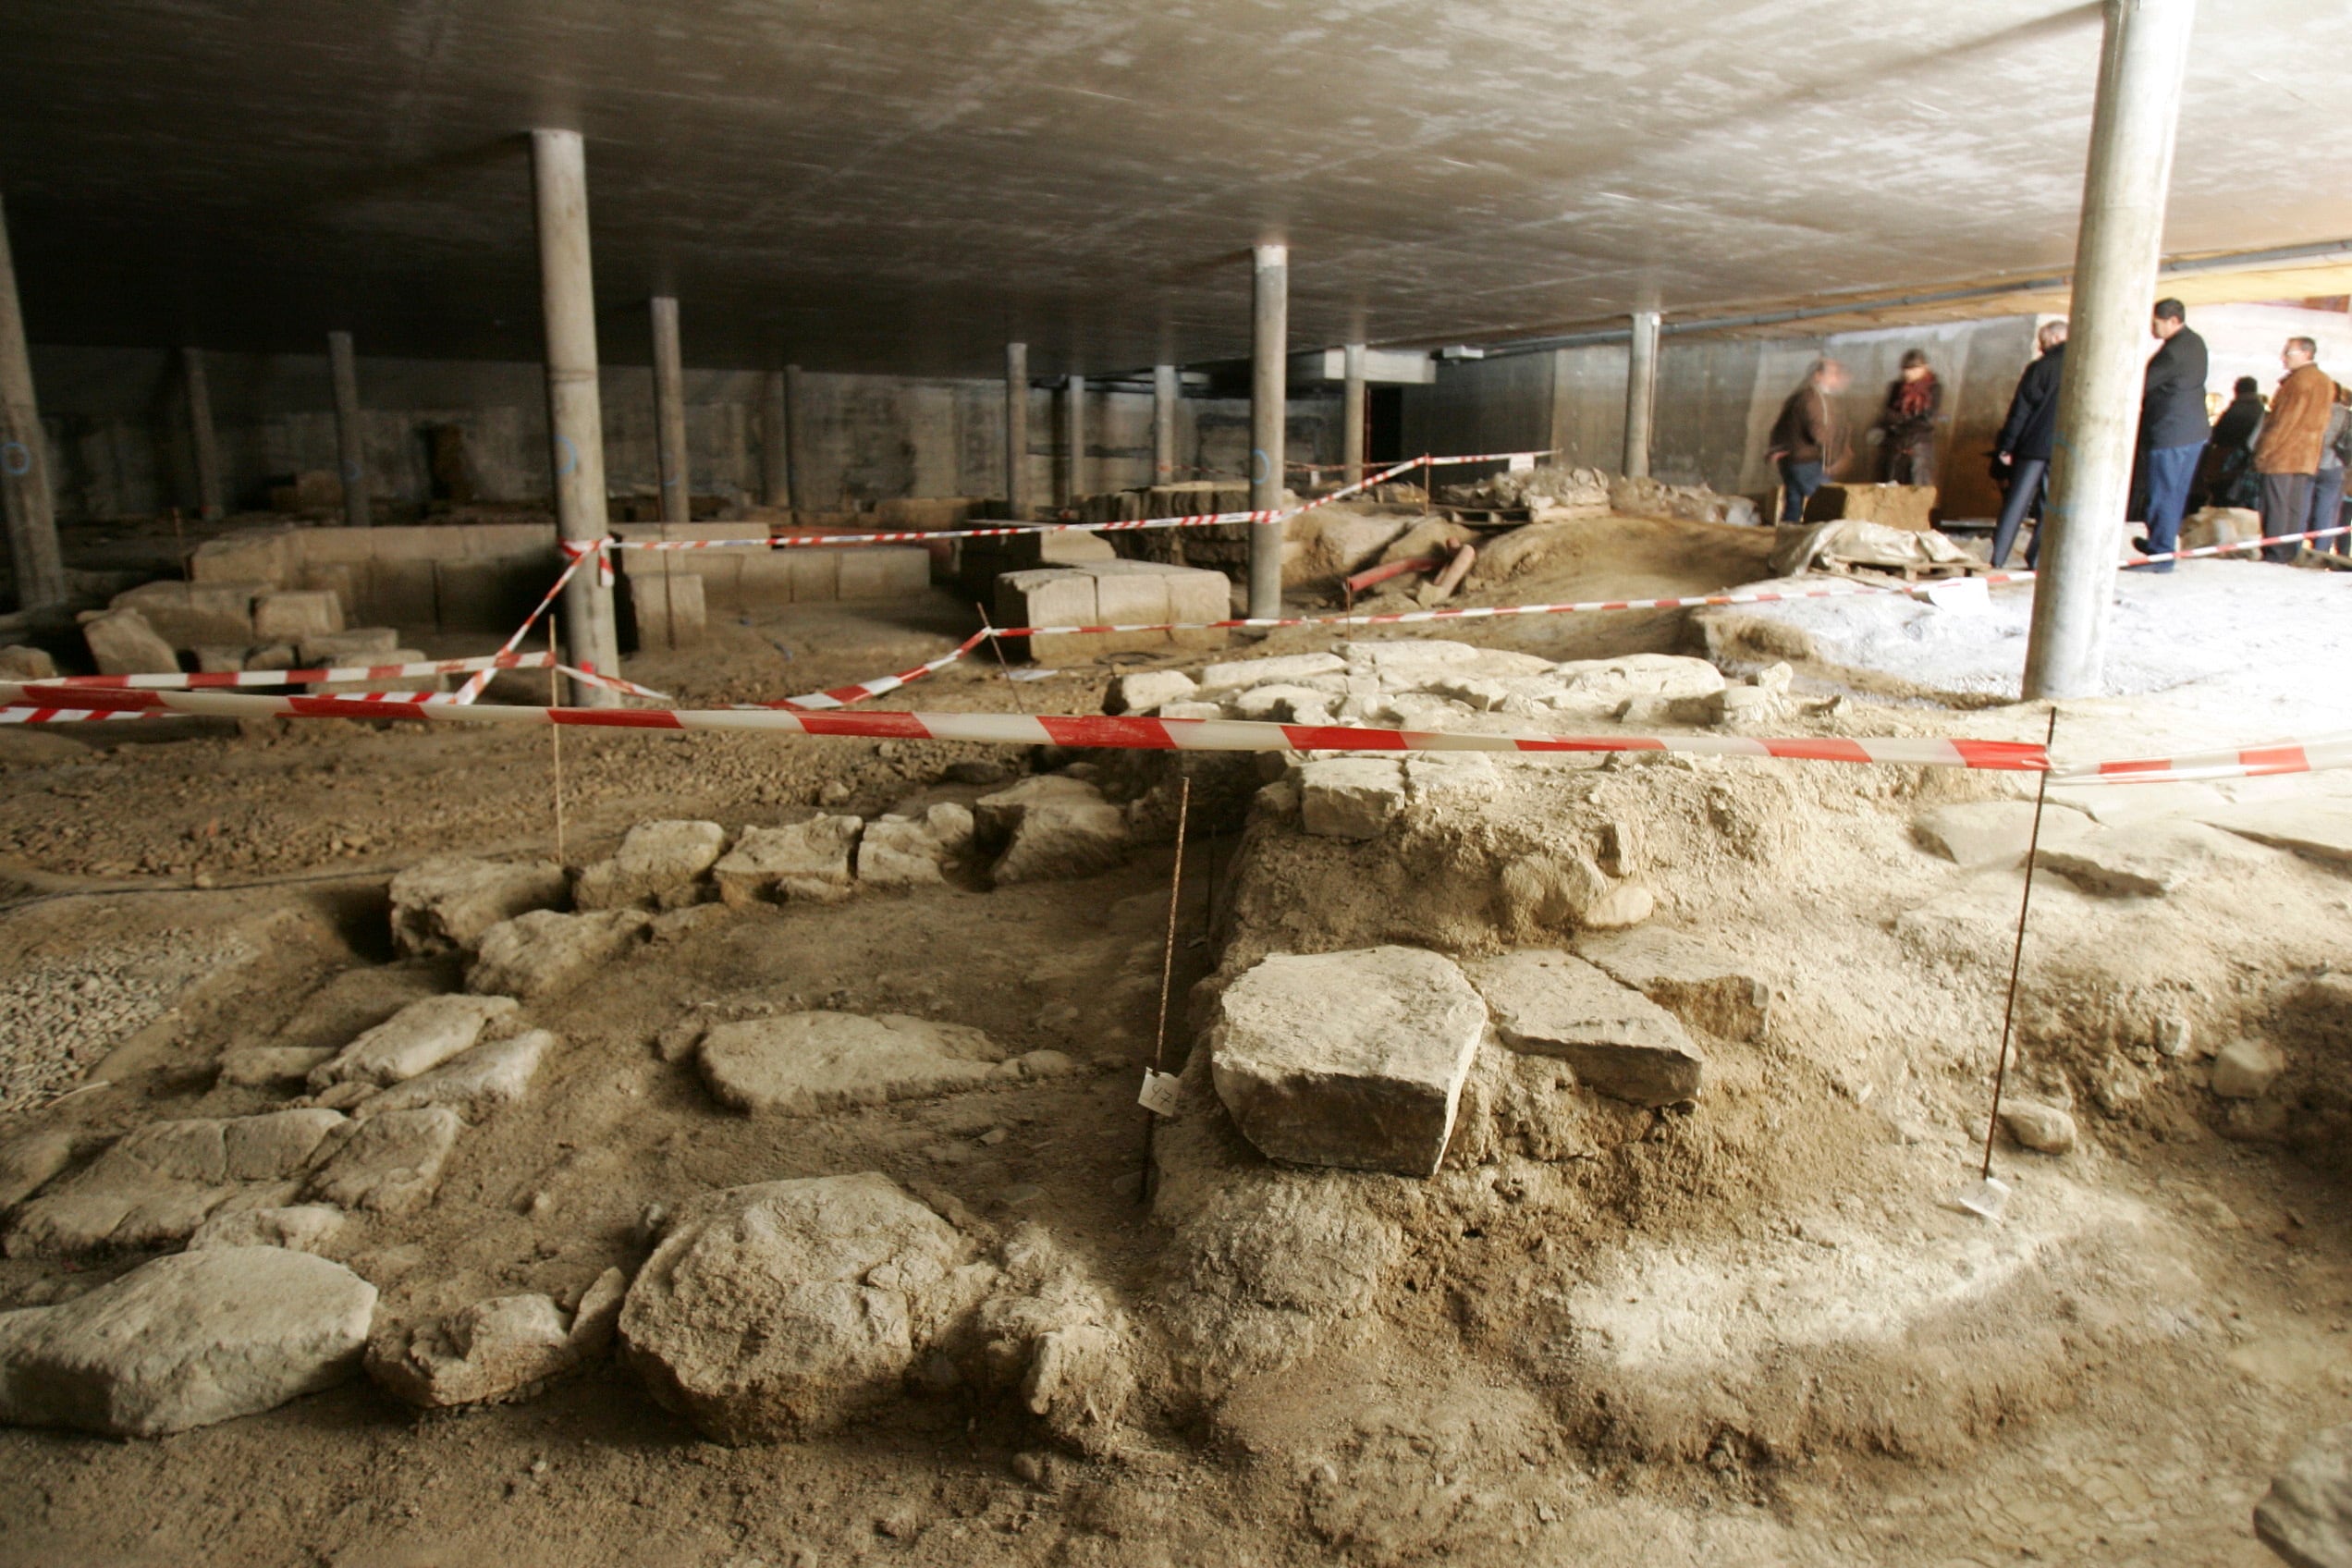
[0,1,2340,379]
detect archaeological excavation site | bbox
[4,3,2352,1564]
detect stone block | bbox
[1300,757,1407,839]
[1469,949,1704,1106]
[698,1012,1004,1115]
[0,1247,374,1437]
[363,1029,555,1121]
[2256,1422,2352,1568]
[2211,1037,2286,1099]
[252,590,346,643]
[466,910,651,1001]
[668,550,744,611]
[1080,562,1170,628]
[618,1173,979,1441]
[304,1107,463,1216]
[575,820,728,911]
[1106,669,1198,716]
[1197,651,1346,692]
[309,994,521,1090]
[2040,821,2262,898]
[1210,946,1487,1178]
[975,778,1129,883]
[855,813,959,888]
[367,1269,623,1409]
[839,547,929,600]
[782,547,840,603]
[390,855,569,955]
[996,570,1100,663]
[714,816,862,906]
[1802,483,1938,530]
[734,547,798,605]
[110,581,260,648]
[1575,925,1771,1042]
[1162,566,1232,651]
[188,529,295,589]
[2201,801,2352,864]
[80,608,180,675]
[291,527,375,565]
[0,644,57,680]
[365,527,450,562]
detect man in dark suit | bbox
[1991,320,2067,569]
[2136,298,2211,569]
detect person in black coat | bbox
[2194,375,2266,509]
[2135,298,2211,567]
[1990,321,2068,568]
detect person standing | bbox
[1876,349,1942,487]
[1767,358,1850,523]
[2319,387,2352,557]
[2135,298,2211,571]
[2196,374,2267,509]
[1990,321,2067,569]
[2254,337,2341,564]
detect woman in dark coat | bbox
[1877,349,1942,487]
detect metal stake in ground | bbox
[548,631,569,865]
[1955,705,2062,1222]
[1137,773,1193,1204]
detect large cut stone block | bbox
[1300,757,1407,839]
[80,608,180,675]
[189,530,295,589]
[1469,949,1704,1106]
[1210,947,1487,1178]
[251,590,345,643]
[109,582,261,648]
[1575,925,1772,1042]
[0,1247,375,1437]
[309,994,521,1091]
[303,1106,462,1216]
[839,547,929,600]
[467,909,651,1001]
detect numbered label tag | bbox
[1137,1069,1182,1117]
[1508,454,1536,473]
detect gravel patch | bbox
[0,933,251,1111]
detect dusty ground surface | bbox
[0,509,2346,1567]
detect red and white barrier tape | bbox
[1973,521,2352,583]
[752,631,994,712]
[16,650,561,692]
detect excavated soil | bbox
[0,513,2346,1567]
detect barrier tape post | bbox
[1138,773,1193,1204]
[548,628,568,865]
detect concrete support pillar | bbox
[2024,0,2198,701]
[1622,311,1660,480]
[1247,242,1288,619]
[327,330,369,528]
[1548,349,1574,465]
[1005,341,1030,517]
[649,296,689,525]
[1152,363,1178,486]
[182,346,225,521]
[0,193,66,611]
[1341,343,1366,482]
[1061,374,1085,507]
[529,126,622,706]
[783,363,811,515]
[758,370,789,508]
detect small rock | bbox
[467,909,651,1001]
[308,994,521,1091]
[817,779,854,806]
[368,1268,626,1408]
[187,1204,347,1254]
[714,816,862,907]
[304,1107,463,1216]
[2256,1422,2352,1568]
[0,1247,374,1437]
[1211,947,1487,1178]
[389,856,569,955]
[2000,1102,2077,1155]
[575,820,728,911]
[2211,1037,2287,1099]
[698,1013,1003,1116]
[218,1046,337,1087]
[0,1130,77,1210]
[943,760,1007,786]
[1105,669,1198,715]
[0,644,59,681]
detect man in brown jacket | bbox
[2255,337,2341,563]
[1767,359,1851,522]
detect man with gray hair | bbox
[2254,335,2341,564]
[1990,319,2068,569]
[1766,358,1850,522]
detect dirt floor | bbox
[1,509,2348,1566]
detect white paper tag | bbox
[1507,454,1535,473]
[1137,1069,1182,1117]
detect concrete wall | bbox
[1403,315,2047,521]
[26,345,1341,522]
